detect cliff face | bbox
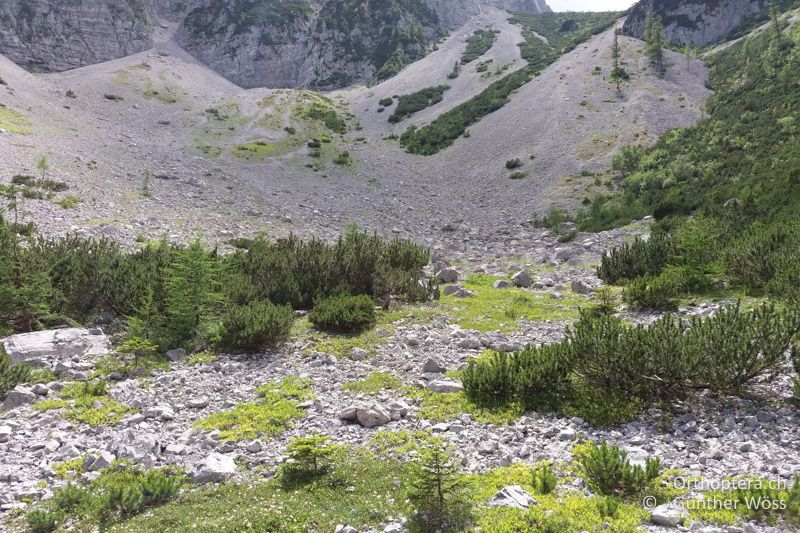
[175,0,487,90]
[0,0,162,72]
[0,0,550,89]
[489,0,552,13]
[622,0,767,46]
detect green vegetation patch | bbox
[406,387,524,425]
[461,29,498,64]
[304,305,439,358]
[342,371,402,395]
[440,273,587,332]
[399,11,618,155]
[105,447,411,533]
[25,461,183,532]
[193,376,314,441]
[34,381,134,426]
[388,85,449,123]
[0,104,33,134]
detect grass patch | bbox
[55,195,82,209]
[52,456,85,480]
[108,447,410,533]
[440,274,587,332]
[369,429,442,458]
[305,305,440,358]
[405,387,524,425]
[187,350,216,365]
[233,140,280,160]
[34,381,134,426]
[0,104,32,134]
[342,371,402,396]
[193,376,314,441]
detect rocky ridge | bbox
[623,0,769,46]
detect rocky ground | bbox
[1,223,798,532]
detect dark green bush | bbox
[219,300,295,353]
[1,347,32,398]
[388,85,448,123]
[505,158,523,170]
[379,97,393,107]
[621,274,678,311]
[461,29,497,64]
[26,509,61,533]
[532,463,557,495]
[596,233,675,284]
[582,442,661,497]
[308,294,376,333]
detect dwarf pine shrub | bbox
[218,300,294,353]
[596,232,675,284]
[581,442,661,497]
[1,347,32,398]
[308,294,376,333]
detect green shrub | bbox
[388,85,448,123]
[308,294,376,333]
[379,97,393,107]
[407,441,471,530]
[596,233,676,284]
[26,509,61,533]
[687,302,800,391]
[505,158,523,170]
[285,434,336,474]
[532,463,557,495]
[26,462,183,530]
[621,274,678,311]
[461,29,497,64]
[582,442,661,497]
[1,347,32,397]
[219,300,295,353]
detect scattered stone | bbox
[488,485,538,509]
[650,503,688,527]
[425,379,464,393]
[188,397,209,409]
[510,270,533,288]
[493,279,511,288]
[193,452,237,483]
[350,347,368,361]
[2,386,37,411]
[0,426,12,443]
[557,222,577,235]
[83,451,115,471]
[571,280,593,294]
[436,268,460,283]
[422,358,446,374]
[166,348,187,362]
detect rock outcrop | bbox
[0,0,163,72]
[0,0,549,89]
[623,0,768,47]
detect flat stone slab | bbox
[2,328,111,365]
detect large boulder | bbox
[436,268,460,283]
[1,386,38,411]
[510,270,533,288]
[356,406,392,428]
[2,328,111,365]
[192,452,237,483]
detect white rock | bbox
[188,397,209,409]
[2,327,111,364]
[245,440,263,453]
[193,452,237,483]
[356,406,392,428]
[165,348,187,362]
[426,379,464,393]
[487,485,538,509]
[650,503,688,527]
[0,426,12,443]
